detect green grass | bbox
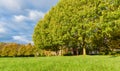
[0,56,120,71]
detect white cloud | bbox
[13,10,45,23]
[12,35,32,43]
[14,15,27,22]
[0,28,5,33]
[28,10,45,21]
[0,0,22,11]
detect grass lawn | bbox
[0,56,120,71]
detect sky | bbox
[0,0,59,44]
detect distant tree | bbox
[24,43,34,56]
[0,42,5,56]
[1,45,10,57]
[17,45,26,57]
[1,43,18,57]
[0,42,40,57]
[8,43,18,57]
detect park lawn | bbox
[0,56,120,71]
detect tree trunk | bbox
[82,36,86,55]
[60,46,63,56]
[83,47,86,55]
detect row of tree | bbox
[0,42,40,57]
[33,0,120,55]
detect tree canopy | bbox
[33,0,120,55]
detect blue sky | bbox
[0,0,58,44]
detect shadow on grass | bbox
[109,55,118,58]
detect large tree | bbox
[33,0,120,55]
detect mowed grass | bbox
[0,56,120,71]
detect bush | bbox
[63,52,73,56]
[99,52,105,55]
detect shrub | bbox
[63,52,73,56]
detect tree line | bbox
[33,0,120,55]
[0,42,40,57]
[0,42,63,57]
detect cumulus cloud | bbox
[13,10,45,22]
[12,35,32,43]
[28,10,45,21]
[14,15,27,22]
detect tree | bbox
[0,42,5,56]
[108,23,120,52]
[1,43,18,57]
[90,0,120,54]
[17,45,26,57]
[8,43,18,57]
[33,0,120,55]
[24,43,35,56]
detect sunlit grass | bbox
[0,56,120,71]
